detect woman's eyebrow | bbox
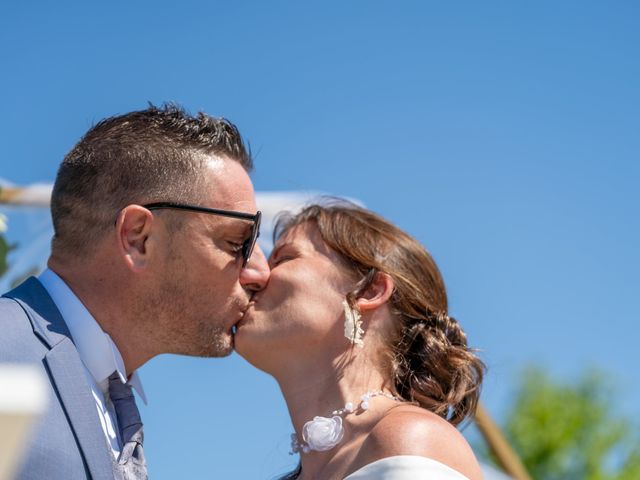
[268,244,282,261]
[270,242,294,260]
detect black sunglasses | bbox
[143,202,261,267]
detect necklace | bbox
[290,390,402,455]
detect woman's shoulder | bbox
[351,405,482,480]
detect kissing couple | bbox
[1,105,485,480]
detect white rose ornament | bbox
[302,415,344,452]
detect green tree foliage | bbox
[503,368,640,480]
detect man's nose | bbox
[239,244,270,292]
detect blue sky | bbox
[1,2,638,478]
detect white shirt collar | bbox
[38,268,147,404]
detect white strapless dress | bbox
[344,455,471,479]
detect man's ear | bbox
[115,205,156,271]
[355,272,395,313]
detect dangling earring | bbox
[342,300,364,348]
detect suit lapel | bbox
[45,339,116,480]
[3,277,72,348]
[5,277,116,480]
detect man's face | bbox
[148,157,269,357]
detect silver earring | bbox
[342,300,364,347]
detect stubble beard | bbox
[145,278,234,359]
[188,316,233,358]
[157,298,234,358]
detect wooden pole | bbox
[474,402,532,480]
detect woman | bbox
[236,201,485,479]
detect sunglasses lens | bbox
[241,212,261,266]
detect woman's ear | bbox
[115,205,155,271]
[356,272,394,312]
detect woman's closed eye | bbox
[269,243,298,267]
[271,255,294,267]
[270,250,297,267]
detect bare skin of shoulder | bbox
[302,404,483,480]
[349,404,483,480]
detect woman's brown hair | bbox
[275,200,485,426]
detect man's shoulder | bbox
[0,293,33,326]
[0,294,47,361]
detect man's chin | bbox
[207,332,235,358]
[172,330,235,358]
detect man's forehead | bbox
[200,156,257,212]
[200,154,226,174]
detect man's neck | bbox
[47,260,154,374]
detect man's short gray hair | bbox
[51,103,252,257]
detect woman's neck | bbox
[275,352,395,479]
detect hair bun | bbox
[393,311,484,426]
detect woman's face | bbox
[234,222,355,371]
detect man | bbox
[0,104,270,479]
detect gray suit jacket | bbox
[1,277,117,480]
